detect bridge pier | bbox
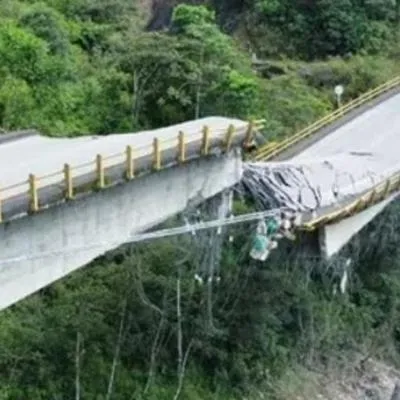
[319,193,399,259]
[0,151,242,311]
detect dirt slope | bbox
[271,359,400,400]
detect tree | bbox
[0,77,35,130]
[251,0,397,59]
[171,5,259,120]
[0,22,50,84]
[204,69,260,119]
[19,3,70,56]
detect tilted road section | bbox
[298,91,400,257]
[246,89,400,212]
[252,90,400,257]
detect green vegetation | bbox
[1,0,400,137]
[1,1,400,399]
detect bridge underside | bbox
[0,151,242,311]
[319,193,398,258]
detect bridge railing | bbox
[254,75,400,161]
[0,120,263,223]
[301,169,400,231]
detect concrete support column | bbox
[319,193,398,259]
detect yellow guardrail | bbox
[301,169,400,231]
[255,75,400,161]
[0,120,264,223]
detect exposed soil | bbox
[273,359,400,400]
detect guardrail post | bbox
[382,179,391,199]
[354,198,364,213]
[153,138,161,170]
[64,163,74,200]
[178,131,186,163]
[96,154,105,189]
[244,121,254,145]
[367,190,377,206]
[201,126,210,155]
[126,145,134,179]
[29,174,39,212]
[225,125,235,152]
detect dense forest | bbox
[1,0,400,399]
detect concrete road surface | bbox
[244,89,400,226]
[293,92,400,177]
[0,116,251,220]
[0,116,247,198]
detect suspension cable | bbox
[0,208,284,265]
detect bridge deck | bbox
[0,116,245,190]
[0,117,250,221]
[246,89,400,229]
[292,91,400,227]
[293,91,400,169]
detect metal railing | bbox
[254,75,400,161]
[0,120,263,223]
[301,169,400,230]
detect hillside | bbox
[1,1,400,399]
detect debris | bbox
[250,233,270,261]
[242,154,390,213]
